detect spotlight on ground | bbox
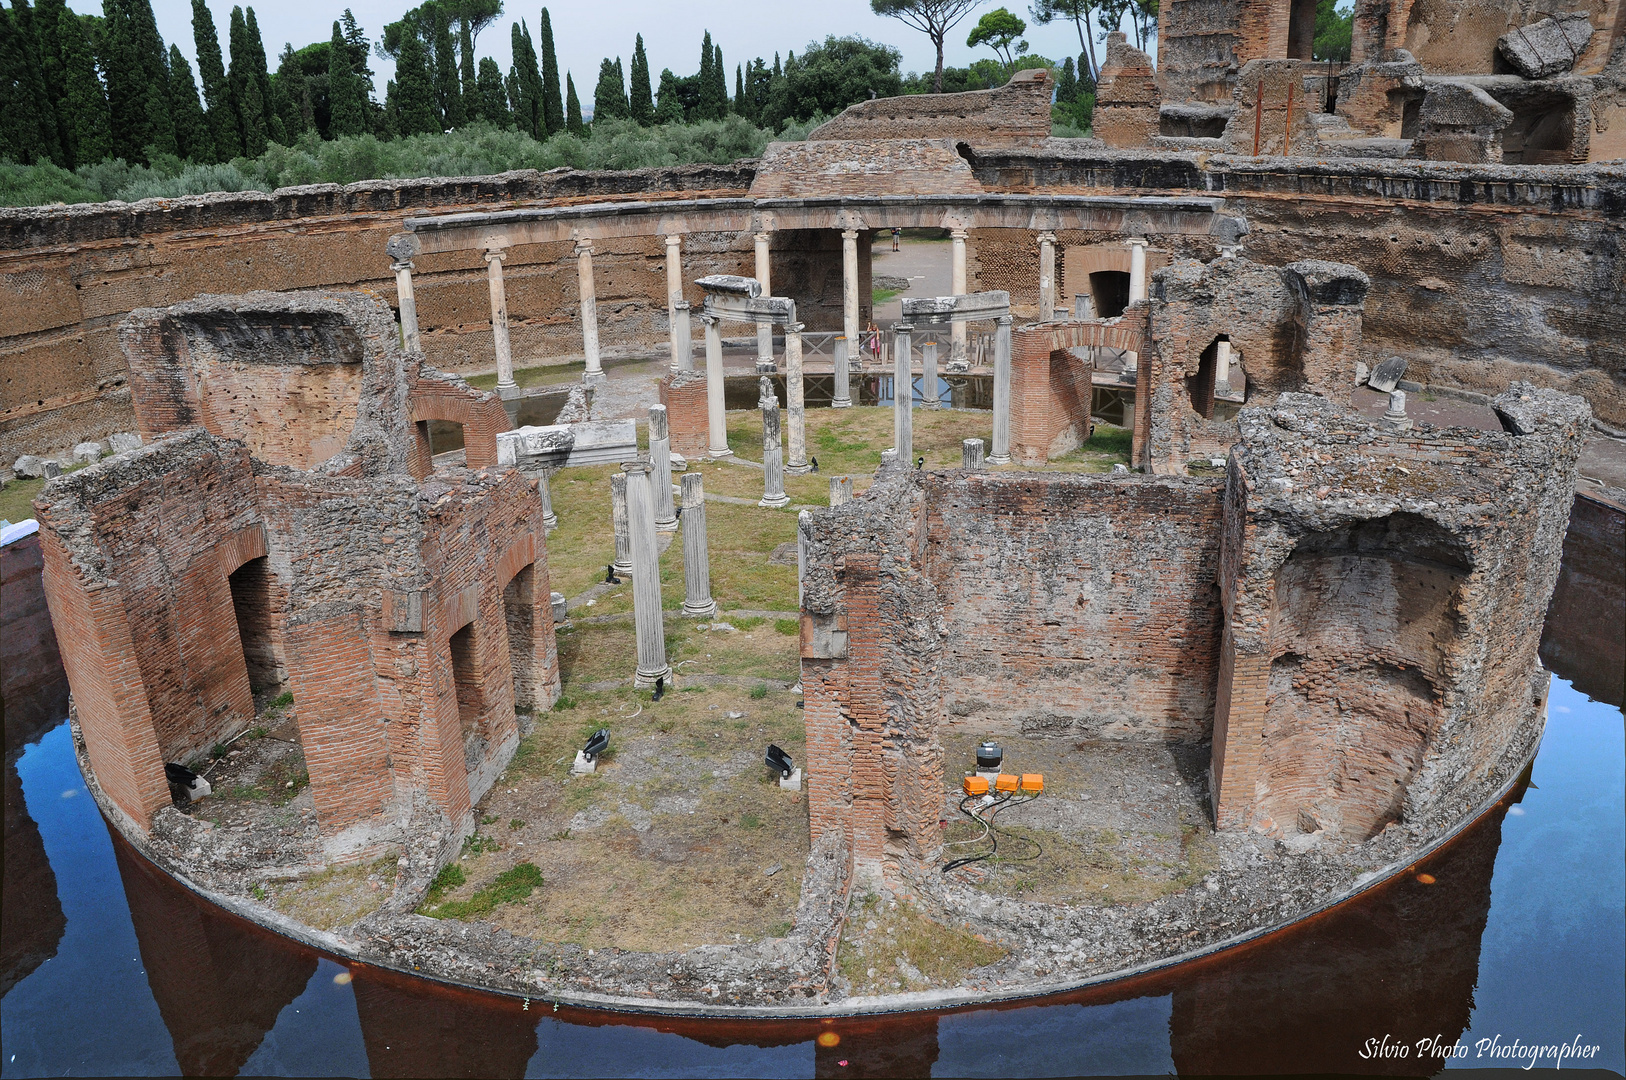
[765,744,802,791]
[573,729,610,775]
[165,761,211,802]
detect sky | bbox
[103,1,1148,101]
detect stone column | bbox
[624,462,670,687]
[664,235,683,365]
[785,323,810,472]
[1127,237,1149,303]
[754,231,775,372]
[576,239,603,380]
[829,476,853,506]
[671,301,693,371]
[893,323,913,465]
[1215,337,1232,398]
[1038,231,1057,321]
[841,229,860,347]
[610,472,633,576]
[392,260,421,353]
[649,404,677,531]
[962,438,986,469]
[832,336,853,408]
[797,510,810,607]
[759,376,790,508]
[989,315,1013,464]
[538,470,558,529]
[950,227,969,367]
[485,248,516,396]
[921,340,939,408]
[680,472,716,618]
[1382,389,1413,431]
[702,314,731,458]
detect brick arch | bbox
[409,379,510,472]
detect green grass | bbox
[774,618,799,636]
[422,862,543,920]
[872,288,901,306]
[422,864,466,907]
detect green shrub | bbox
[774,618,800,636]
[425,862,543,919]
[750,683,769,700]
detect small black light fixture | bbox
[582,729,610,763]
[765,744,794,779]
[975,741,1003,773]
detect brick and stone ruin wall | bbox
[800,385,1589,879]
[33,292,560,859]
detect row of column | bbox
[888,316,1012,467]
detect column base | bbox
[831,398,853,409]
[755,360,778,374]
[707,447,734,459]
[986,454,1012,465]
[682,599,718,619]
[583,371,607,384]
[612,559,633,576]
[758,494,792,508]
[785,461,812,474]
[633,664,673,689]
[497,382,522,400]
[542,512,558,529]
[945,361,971,374]
[655,516,679,532]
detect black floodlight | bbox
[582,729,610,762]
[975,741,1003,771]
[766,744,794,779]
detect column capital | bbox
[574,239,595,256]
[894,322,914,334]
[621,459,653,477]
[950,227,969,240]
[483,247,507,263]
[1126,236,1149,248]
[699,311,720,327]
[787,321,804,334]
[391,259,415,273]
[1037,231,1057,244]
[673,299,691,311]
[754,230,772,242]
[664,234,683,248]
[996,314,1013,327]
[841,228,860,241]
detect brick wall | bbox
[0,533,68,738]
[660,370,711,458]
[806,69,1053,146]
[1009,328,1094,465]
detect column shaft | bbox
[672,301,694,371]
[962,438,986,469]
[610,472,633,575]
[785,323,809,472]
[990,316,1013,464]
[759,376,790,508]
[950,228,969,367]
[832,335,853,408]
[921,340,939,408]
[1038,231,1057,321]
[841,229,860,346]
[1215,338,1232,397]
[702,315,731,457]
[538,470,558,529]
[680,473,716,618]
[649,404,677,530]
[893,324,913,465]
[577,241,602,379]
[486,249,515,393]
[664,235,683,368]
[624,463,670,687]
[392,260,420,353]
[829,476,853,506]
[1127,237,1149,303]
[754,232,774,372]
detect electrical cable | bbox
[941,791,1015,872]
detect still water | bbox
[2,525,1621,1076]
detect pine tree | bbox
[393,29,437,135]
[564,71,584,134]
[57,8,110,165]
[592,57,623,122]
[243,7,271,140]
[695,32,719,121]
[458,13,475,107]
[476,56,509,127]
[192,0,238,161]
[538,7,562,135]
[628,34,653,125]
[227,7,267,154]
[342,10,375,102]
[653,67,682,125]
[328,20,365,136]
[430,6,462,128]
[168,44,212,160]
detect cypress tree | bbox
[564,71,584,134]
[695,32,718,121]
[733,64,743,116]
[592,58,622,122]
[328,20,365,136]
[458,14,475,107]
[34,0,71,160]
[99,2,148,162]
[504,67,519,124]
[192,0,238,161]
[1057,56,1076,104]
[57,8,110,165]
[714,44,727,116]
[381,78,399,139]
[430,7,462,127]
[538,7,562,135]
[509,20,541,138]
[0,6,40,163]
[127,0,177,156]
[476,56,509,127]
[244,8,271,138]
[5,0,65,164]
[341,11,375,102]
[269,44,305,141]
[393,29,437,135]
[168,45,212,160]
[629,34,653,125]
[615,57,627,116]
[228,6,267,154]
[653,68,681,125]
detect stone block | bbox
[1497,13,1593,80]
[73,442,103,464]
[41,461,60,479]
[1094,33,1161,149]
[12,455,46,478]
[1367,356,1408,393]
[108,432,143,455]
[1410,83,1513,164]
[497,419,637,470]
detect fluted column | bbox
[950,227,968,368]
[624,462,670,687]
[576,239,602,380]
[1038,231,1057,321]
[485,248,516,395]
[672,301,693,371]
[680,473,716,618]
[392,259,421,353]
[610,471,633,576]
[841,229,860,347]
[921,340,939,408]
[832,335,853,408]
[893,323,913,466]
[963,438,986,469]
[702,313,730,458]
[649,404,677,531]
[759,376,790,508]
[538,470,558,529]
[989,315,1013,464]
[1127,236,1149,303]
[785,322,809,472]
[664,235,683,368]
[754,231,774,372]
[829,475,853,506]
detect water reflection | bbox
[724,374,993,411]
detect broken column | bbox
[485,248,517,396]
[962,438,986,469]
[649,404,677,531]
[1038,231,1057,321]
[893,323,913,465]
[759,376,791,508]
[785,323,810,472]
[842,229,861,347]
[1215,337,1233,398]
[755,232,775,372]
[1382,389,1413,431]
[921,340,940,409]
[680,472,716,618]
[702,313,731,458]
[989,316,1013,464]
[610,471,633,577]
[671,301,693,371]
[950,227,969,369]
[623,461,670,688]
[392,259,421,353]
[832,336,853,408]
[577,239,603,381]
[538,470,558,529]
[664,235,686,369]
[829,475,853,506]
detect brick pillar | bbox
[842,555,888,882]
[660,369,711,459]
[1211,621,1272,830]
[1009,327,1057,466]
